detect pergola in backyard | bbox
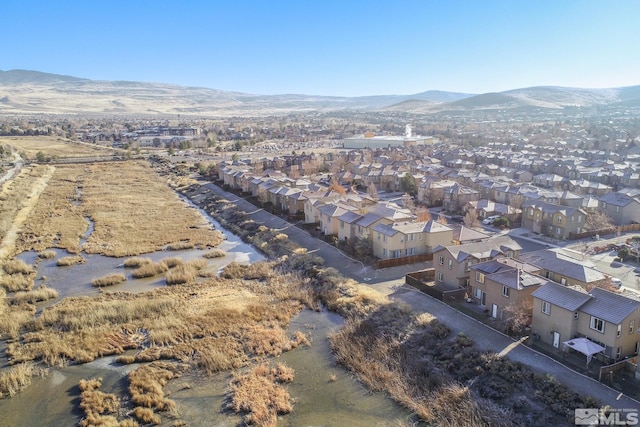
[563,337,606,365]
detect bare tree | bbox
[367,182,379,201]
[329,176,346,195]
[463,207,480,228]
[584,210,614,231]
[501,300,532,335]
[257,186,269,205]
[416,207,432,222]
[437,213,448,225]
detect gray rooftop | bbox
[581,288,640,325]
[532,282,592,311]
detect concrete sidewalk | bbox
[196,180,640,410]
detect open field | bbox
[12,161,224,256]
[0,136,116,160]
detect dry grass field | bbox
[0,136,116,160]
[13,161,223,256]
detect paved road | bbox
[197,181,640,410]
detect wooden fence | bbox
[571,224,640,241]
[405,269,467,301]
[598,356,638,382]
[376,253,433,269]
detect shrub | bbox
[2,259,33,275]
[0,274,35,292]
[9,285,58,305]
[132,407,160,425]
[37,250,57,259]
[132,262,168,278]
[166,241,195,251]
[56,255,85,266]
[0,363,48,399]
[91,274,127,287]
[123,257,153,268]
[203,249,226,258]
[165,265,197,285]
[161,257,183,268]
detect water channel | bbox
[0,206,414,426]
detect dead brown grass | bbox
[37,249,57,259]
[203,249,226,258]
[9,285,58,305]
[0,362,48,399]
[131,406,160,425]
[2,136,115,160]
[0,273,35,292]
[14,161,224,256]
[227,363,294,427]
[128,362,187,420]
[78,377,120,427]
[123,257,152,268]
[56,254,86,266]
[2,259,34,275]
[131,261,168,278]
[165,265,197,285]
[92,274,127,287]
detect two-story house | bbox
[469,258,544,319]
[371,220,453,260]
[519,248,608,290]
[521,201,587,240]
[598,192,640,225]
[432,236,522,291]
[531,283,640,362]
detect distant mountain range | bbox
[1,69,639,116]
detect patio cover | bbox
[563,338,606,364]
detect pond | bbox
[0,201,414,426]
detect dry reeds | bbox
[0,273,35,292]
[78,377,120,427]
[37,250,57,259]
[92,274,127,287]
[14,162,224,257]
[203,249,226,258]
[2,259,33,275]
[131,261,168,278]
[161,257,183,268]
[128,362,186,413]
[166,241,195,251]
[228,363,294,427]
[165,265,196,285]
[9,285,58,305]
[0,362,48,399]
[123,257,152,268]
[56,255,85,266]
[131,406,160,425]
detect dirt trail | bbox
[0,165,55,261]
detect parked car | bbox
[482,215,501,225]
[610,278,623,288]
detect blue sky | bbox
[4,1,640,96]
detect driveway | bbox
[198,181,640,410]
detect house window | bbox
[616,206,620,213]
[406,247,415,256]
[473,288,482,299]
[383,235,387,242]
[340,222,344,229]
[502,286,510,298]
[617,324,622,337]
[377,232,380,241]
[476,272,485,283]
[383,248,387,257]
[577,215,583,222]
[437,271,443,282]
[438,255,444,265]
[630,320,635,334]
[448,259,453,270]
[574,311,579,320]
[528,208,533,216]
[541,301,551,315]
[590,316,605,333]
[602,202,607,209]
[616,347,621,360]
[556,216,562,224]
